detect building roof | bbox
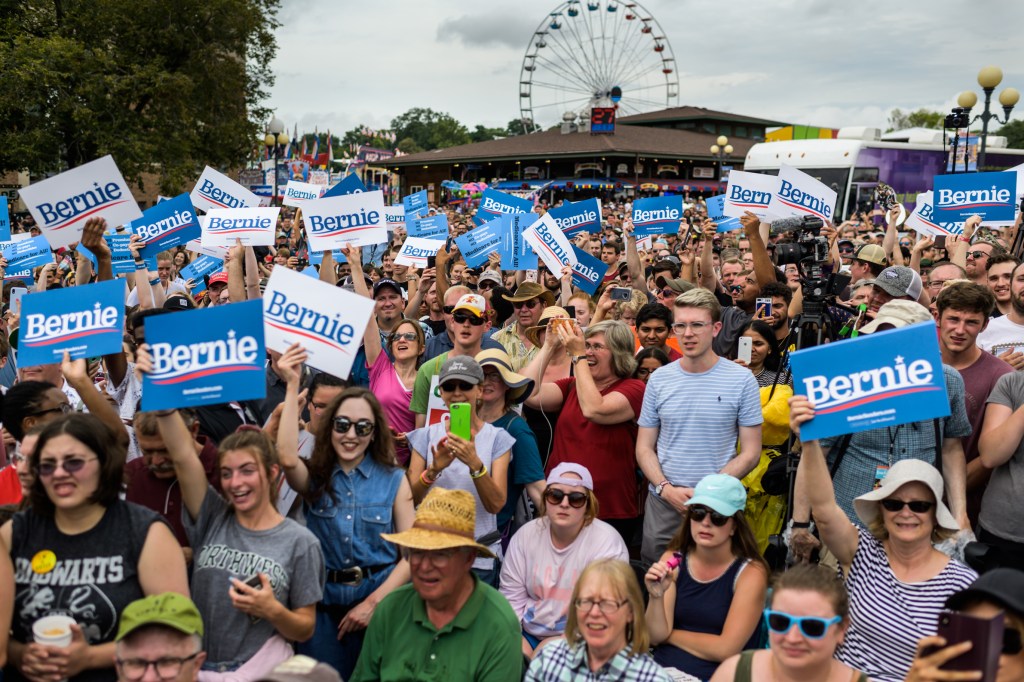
[617,106,787,127]
[385,124,752,167]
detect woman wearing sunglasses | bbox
[344,244,424,466]
[790,397,977,682]
[407,355,514,586]
[275,345,414,679]
[2,414,188,682]
[711,564,866,681]
[501,463,628,659]
[644,474,769,681]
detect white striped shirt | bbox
[836,528,977,682]
[638,358,762,488]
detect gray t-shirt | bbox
[981,372,1024,542]
[712,306,753,359]
[184,486,325,666]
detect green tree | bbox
[0,0,279,192]
[886,108,945,132]
[390,108,470,151]
[506,118,539,136]
[997,119,1024,149]
[469,124,506,143]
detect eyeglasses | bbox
[391,332,418,342]
[880,499,935,514]
[440,380,476,393]
[30,402,73,417]
[583,342,607,352]
[926,279,951,290]
[575,598,628,614]
[116,653,201,681]
[966,250,990,259]
[764,610,842,639]
[839,247,855,254]
[332,417,375,437]
[513,299,540,310]
[688,505,731,526]
[544,488,588,508]
[401,546,463,567]
[36,456,97,478]
[659,288,677,299]
[452,312,486,326]
[671,321,711,333]
[635,367,652,376]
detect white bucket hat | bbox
[853,459,959,532]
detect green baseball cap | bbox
[116,593,204,641]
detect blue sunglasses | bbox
[763,609,842,639]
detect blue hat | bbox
[685,474,746,516]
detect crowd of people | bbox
[0,188,1023,682]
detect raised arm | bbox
[520,329,567,411]
[275,343,312,494]
[743,212,776,288]
[244,246,261,300]
[558,323,634,424]
[227,240,245,304]
[343,243,385,366]
[319,249,337,286]
[699,220,718,292]
[78,217,113,282]
[61,354,129,451]
[588,287,615,326]
[623,222,646,295]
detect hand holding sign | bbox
[787,395,816,440]
[79,217,111,260]
[275,343,308,385]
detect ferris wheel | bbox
[518,0,679,133]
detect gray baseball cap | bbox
[438,355,484,385]
[873,266,922,300]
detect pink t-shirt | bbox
[368,351,415,465]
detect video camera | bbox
[945,107,971,129]
[772,215,829,268]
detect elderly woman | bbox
[526,559,671,681]
[790,396,977,682]
[500,463,628,659]
[522,320,646,546]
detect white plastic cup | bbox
[32,614,75,648]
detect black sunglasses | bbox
[544,488,588,508]
[478,280,496,289]
[36,456,97,477]
[332,417,375,436]
[440,380,476,392]
[880,499,935,513]
[30,402,73,418]
[442,305,456,314]
[688,505,731,526]
[452,312,485,326]
[513,299,540,310]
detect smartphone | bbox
[524,270,538,283]
[564,305,576,319]
[737,336,753,364]
[243,574,263,589]
[934,235,947,249]
[756,297,772,320]
[9,287,27,315]
[930,611,1003,681]
[448,402,472,441]
[610,287,632,301]
[426,255,436,270]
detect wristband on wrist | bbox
[470,464,488,479]
[149,278,160,286]
[419,469,436,487]
[792,520,811,529]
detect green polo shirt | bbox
[350,576,522,682]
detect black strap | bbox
[933,418,942,468]
[828,433,854,479]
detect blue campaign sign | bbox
[2,235,53,272]
[705,195,742,232]
[548,198,602,237]
[141,299,266,411]
[133,193,200,258]
[300,265,319,279]
[454,217,504,268]
[179,254,224,293]
[933,171,1017,223]
[498,213,538,270]
[308,249,346,265]
[403,190,428,217]
[408,214,448,240]
[19,279,126,366]
[569,244,605,295]
[78,233,156,275]
[474,188,533,226]
[322,174,367,198]
[0,197,10,241]
[789,321,950,441]
[632,195,683,238]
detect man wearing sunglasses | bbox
[494,282,554,372]
[422,288,503,363]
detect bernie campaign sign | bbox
[1,235,53,273]
[322,173,367,198]
[408,214,449,240]
[474,188,532,227]
[632,195,683,238]
[498,213,538,271]
[523,213,578,275]
[766,164,836,223]
[705,194,742,232]
[19,279,126,366]
[283,180,326,207]
[548,198,602,237]
[186,237,230,261]
[78,233,157,275]
[201,207,280,247]
[302,190,388,251]
[179,254,224,294]
[723,170,777,220]
[395,237,441,268]
[19,155,143,249]
[933,171,1017,223]
[384,205,406,229]
[454,217,504,268]
[404,190,429,218]
[0,197,9,241]
[569,244,605,296]
[904,192,962,238]
[190,167,260,214]
[132,193,200,258]
[262,267,374,379]
[789,321,949,441]
[142,299,266,411]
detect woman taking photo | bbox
[711,564,867,682]
[344,244,424,466]
[790,396,976,682]
[275,344,413,678]
[521,307,573,465]
[407,355,513,585]
[644,474,768,680]
[2,414,188,682]
[142,353,325,681]
[501,463,628,659]
[735,320,789,388]
[526,558,670,681]
[522,320,646,546]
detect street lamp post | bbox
[957,66,1019,169]
[709,135,733,181]
[264,116,290,205]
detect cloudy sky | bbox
[267,0,1024,139]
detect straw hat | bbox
[476,348,534,404]
[381,488,495,557]
[525,306,572,348]
[502,281,556,307]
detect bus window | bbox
[852,167,879,183]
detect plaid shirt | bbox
[526,639,672,682]
[492,321,537,372]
